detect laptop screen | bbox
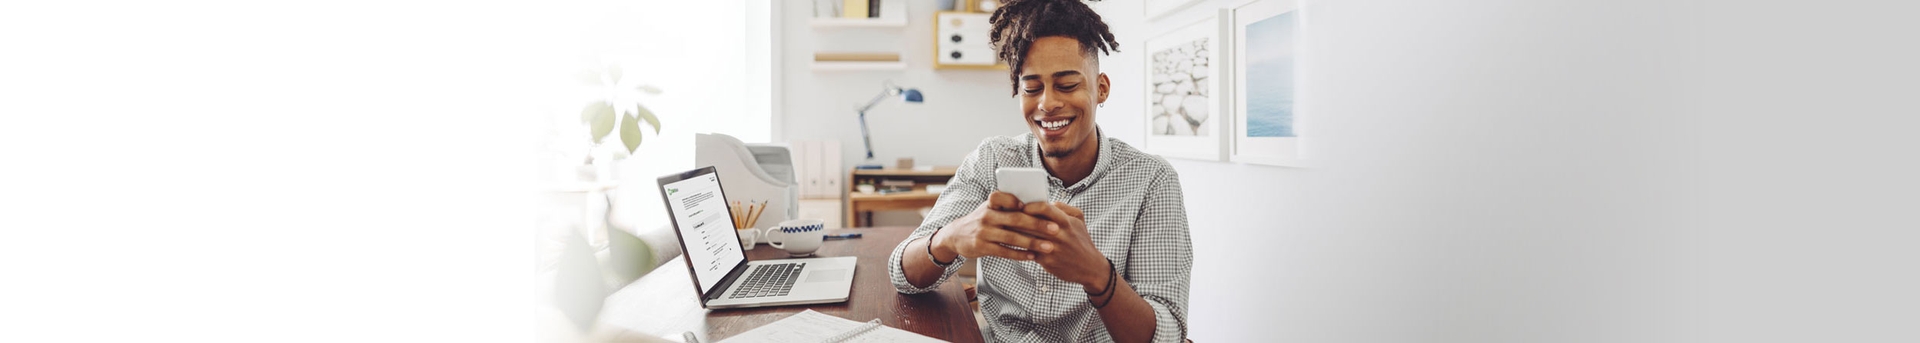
[660,169,746,294]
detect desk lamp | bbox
[854,81,923,170]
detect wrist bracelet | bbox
[1092,258,1119,309]
[1090,256,1121,310]
[926,228,957,267]
[1086,258,1114,297]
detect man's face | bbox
[1019,36,1108,158]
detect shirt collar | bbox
[1027,127,1115,193]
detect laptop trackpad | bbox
[807,269,849,283]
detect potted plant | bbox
[577,64,662,179]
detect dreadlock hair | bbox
[989,0,1120,96]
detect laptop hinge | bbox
[705,263,751,301]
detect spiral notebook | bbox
[717,309,945,343]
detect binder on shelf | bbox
[841,0,869,19]
[805,140,826,198]
[794,140,816,198]
[822,140,842,198]
[791,139,845,199]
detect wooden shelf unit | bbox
[845,167,958,227]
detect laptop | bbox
[655,166,856,309]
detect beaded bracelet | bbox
[1091,258,1118,309]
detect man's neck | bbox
[1041,138,1099,187]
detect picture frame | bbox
[1231,0,1305,167]
[1145,0,1207,22]
[1142,14,1232,162]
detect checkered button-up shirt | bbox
[888,130,1193,343]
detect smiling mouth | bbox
[1036,117,1074,132]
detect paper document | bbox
[718,309,946,343]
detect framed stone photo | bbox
[1232,0,1305,166]
[1143,14,1231,162]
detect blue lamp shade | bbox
[901,88,924,103]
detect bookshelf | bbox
[845,167,958,227]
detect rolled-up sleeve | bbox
[1128,168,1192,342]
[888,139,1000,294]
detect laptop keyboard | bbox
[730,262,806,299]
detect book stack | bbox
[878,179,914,194]
[822,0,900,19]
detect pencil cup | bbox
[737,229,758,250]
[763,219,825,257]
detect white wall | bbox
[6,0,1916,342]
[763,0,1920,341]
[592,0,775,234]
[776,2,1027,170]
[776,2,1027,226]
[1089,0,1696,341]
[1692,1,1920,341]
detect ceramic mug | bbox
[763,219,826,257]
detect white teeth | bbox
[1039,119,1070,129]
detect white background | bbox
[0,0,765,341]
[1086,0,1920,341]
[3,0,1919,342]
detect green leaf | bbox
[619,113,643,154]
[636,103,662,134]
[582,101,615,143]
[637,84,662,95]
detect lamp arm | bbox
[858,110,876,160]
[856,81,902,163]
[856,87,896,113]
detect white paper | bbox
[718,310,945,343]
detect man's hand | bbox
[1019,202,1111,293]
[931,191,1056,262]
[932,193,1110,292]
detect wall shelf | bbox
[810,17,907,29]
[809,61,907,71]
[805,1,909,73]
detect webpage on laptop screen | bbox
[664,173,745,293]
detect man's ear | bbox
[1096,73,1111,104]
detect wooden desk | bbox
[596,227,981,343]
[846,168,957,227]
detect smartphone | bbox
[995,167,1051,205]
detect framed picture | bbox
[1145,0,1206,22]
[1232,0,1304,167]
[1142,15,1231,162]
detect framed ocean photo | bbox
[1232,0,1305,167]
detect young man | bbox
[886,1,1192,342]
